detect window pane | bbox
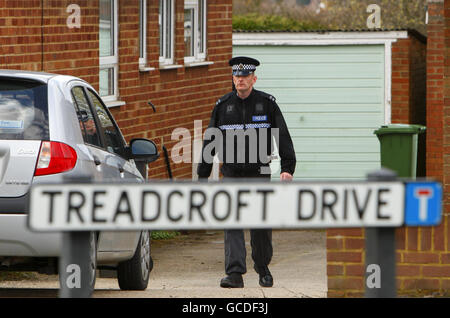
[99,67,114,97]
[0,79,49,140]
[71,87,101,147]
[140,0,146,59]
[166,0,172,59]
[160,0,173,60]
[87,89,125,155]
[184,9,194,57]
[159,0,164,57]
[100,0,114,57]
[198,0,204,54]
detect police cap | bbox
[229,56,260,76]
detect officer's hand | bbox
[280,172,293,181]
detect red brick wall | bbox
[0,1,100,85]
[326,27,450,297]
[391,36,427,125]
[410,35,427,127]
[428,0,445,184]
[109,0,232,179]
[442,0,450,293]
[391,38,412,123]
[0,0,233,180]
[0,0,43,71]
[326,228,365,297]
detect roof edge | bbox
[233,28,427,43]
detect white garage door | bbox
[232,44,385,180]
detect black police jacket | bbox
[197,89,296,178]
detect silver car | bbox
[0,70,159,291]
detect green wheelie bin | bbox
[374,124,426,178]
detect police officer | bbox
[197,56,296,288]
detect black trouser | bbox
[224,228,272,275]
[222,169,272,275]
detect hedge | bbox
[232,13,327,32]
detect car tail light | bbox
[34,141,77,176]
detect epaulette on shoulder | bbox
[258,90,276,103]
[216,92,234,106]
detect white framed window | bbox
[184,0,206,64]
[159,0,175,65]
[99,0,119,102]
[139,0,147,67]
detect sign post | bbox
[58,175,95,298]
[27,170,442,298]
[59,231,95,298]
[365,168,398,298]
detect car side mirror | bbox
[128,138,159,163]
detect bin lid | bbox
[374,124,426,136]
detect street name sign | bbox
[28,181,406,231]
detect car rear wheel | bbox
[117,230,152,290]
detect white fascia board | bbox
[232,31,409,46]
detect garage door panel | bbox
[288,128,377,137]
[296,152,380,162]
[250,44,384,55]
[268,88,383,104]
[270,160,380,179]
[257,78,382,89]
[298,161,380,176]
[258,53,383,64]
[293,176,375,180]
[291,136,379,153]
[280,104,382,113]
[294,162,381,179]
[257,64,383,79]
[284,113,384,128]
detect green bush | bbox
[232,0,427,35]
[233,13,326,31]
[151,230,180,240]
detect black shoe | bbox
[220,273,244,288]
[254,265,273,287]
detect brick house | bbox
[327,0,450,297]
[0,0,233,179]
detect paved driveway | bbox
[0,230,327,298]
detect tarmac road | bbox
[0,230,327,298]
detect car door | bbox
[84,87,143,253]
[85,88,143,182]
[71,84,119,252]
[70,85,109,183]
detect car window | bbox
[0,78,49,140]
[86,89,126,156]
[71,86,102,147]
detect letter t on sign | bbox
[414,188,433,221]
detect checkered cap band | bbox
[232,63,256,71]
